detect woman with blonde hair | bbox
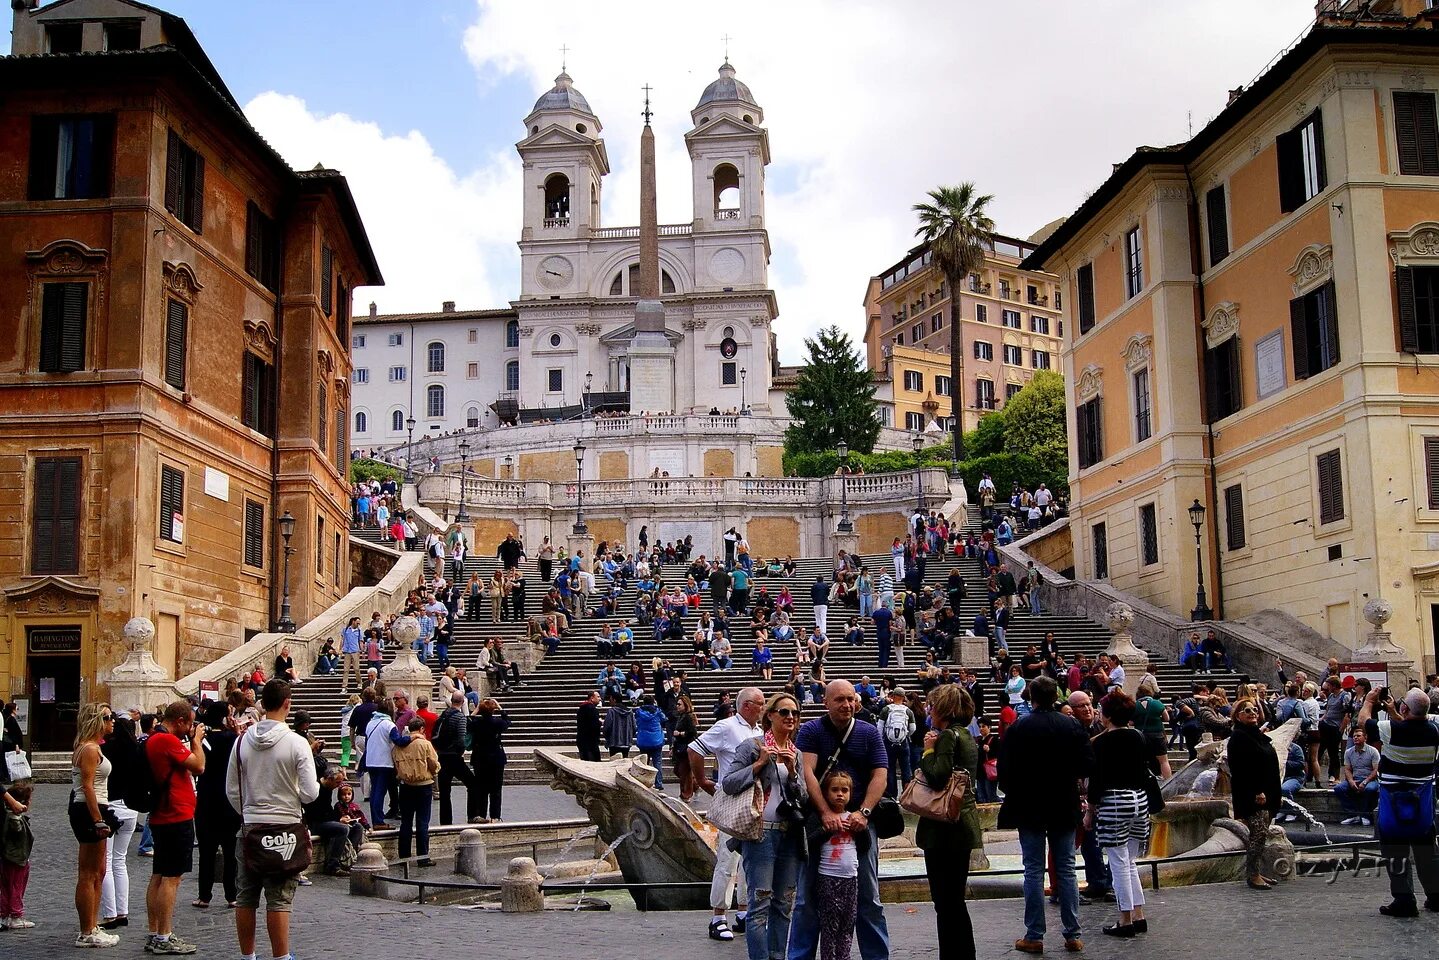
[917,683,980,959]
[71,702,119,947]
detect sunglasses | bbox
[101,713,113,721]
[773,708,801,718]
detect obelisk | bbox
[627,85,676,414]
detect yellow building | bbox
[863,233,1064,435]
[1024,7,1439,672]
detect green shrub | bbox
[349,458,402,485]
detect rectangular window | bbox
[895,332,904,346]
[975,304,987,324]
[29,115,113,200]
[1277,109,1326,213]
[1077,397,1104,468]
[1027,284,1039,304]
[975,379,996,410]
[722,361,737,385]
[999,280,1011,299]
[903,370,923,391]
[974,341,993,361]
[159,464,184,543]
[1032,350,1051,370]
[1206,185,1230,266]
[935,375,952,396]
[335,408,346,470]
[243,499,265,569]
[163,298,187,390]
[352,368,369,384]
[1005,382,1023,401]
[1002,344,1023,366]
[320,246,334,315]
[104,21,141,50]
[1124,227,1143,299]
[38,281,87,373]
[426,385,444,418]
[316,515,324,575]
[1092,522,1108,579]
[244,202,279,291]
[1395,91,1439,176]
[318,383,329,453]
[32,456,81,574]
[1290,281,1339,379]
[388,365,407,382]
[352,334,366,349]
[46,22,82,52]
[387,333,403,347]
[466,362,479,380]
[931,313,943,333]
[427,342,445,373]
[1077,263,1096,333]
[468,328,479,343]
[1002,309,1022,329]
[334,532,341,587]
[1425,436,1439,509]
[164,130,204,233]
[1133,367,1152,442]
[335,279,348,342]
[1204,337,1243,422]
[1395,265,1439,353]
[547,368,563,392]
[242,353,275,436]
[1055,290,1062,311]
[904,411,925,431]
[1224,484,1246,551]
[1139,503,1159,566]
[911,323,923,343]
[1030,315,1050,335]
[1317,448,1345,524]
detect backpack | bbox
[122,737,162,814]
[883,706,911,746]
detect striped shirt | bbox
[1365,716,1439,785]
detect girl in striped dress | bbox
[1085,691,1152,938]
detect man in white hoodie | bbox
[226,680,319,960]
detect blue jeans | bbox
[859,593,873,617]
[138,818,153,854]
[1018,826,1080,942]
[643,746,665,789]
[787,825,888,960]
[368,767,394,826]
[1334,780,1379,813]
[1029,591,1041,615]
[1281,776,1303,805]
[1079,823,1110,893]
[886,743,912,798]
[743,827,801,960]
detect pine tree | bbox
[784,325,881,455]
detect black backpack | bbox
[121,737,161,814]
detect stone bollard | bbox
[454,828,491,883]
[500,856,544,913]
[349,842,390,898]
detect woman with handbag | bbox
[719,692,805,960]
[915,684,981,960]
[1227,697,1282,890]
[1084,691,1152,937]
[70,702,119,948]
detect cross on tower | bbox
[722,34,732,62]
[641,84,653,125]
[559,44,569,72]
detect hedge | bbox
[348,458,402,485]
[782,447,1067,499]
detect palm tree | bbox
[913,183,995,463]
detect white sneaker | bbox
[1340,816,1360,825]
[1361,816,1373,826]
[75,929,119,948]
[8,918,35,929]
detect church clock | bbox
[536,255,574,290]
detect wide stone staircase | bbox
[287,524,1244,781]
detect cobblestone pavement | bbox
[5,785,1435,959]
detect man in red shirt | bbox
[415,695,440,740]
[144,701,205,955]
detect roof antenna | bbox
[642,83,653,126]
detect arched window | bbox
[505,319,519,348]
[714,163,740,218]
[611,264,677,297]
[466,406,480,429]
[426,341,445,373]
[354,411,367,434]
[663,270,676,294]
[391,409,404,432]
[543,173,570,223]
[505,360,520,392]
[426,384,445,418]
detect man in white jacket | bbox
[226,680,319,960]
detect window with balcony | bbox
[999,280,1011,300]
[29,115,113,200]
[1278,109,1326,213]
[903,370,923,391]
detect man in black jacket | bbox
[432,692,477,824]
[998,676,1093,953]
[576,692,602,762]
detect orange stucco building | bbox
[0,0,381,746]
[1025,4,1439,673]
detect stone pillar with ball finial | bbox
[1356,597,1417,688]
[107,616,180,714]
[1105,601,1148,697]
[382,613,436,695]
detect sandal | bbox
[191,900,210,908]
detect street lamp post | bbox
[740,367,747,413]
[503,454,513,480]
[572,442,588,535]
[912,433,925,513]
[404,416,417,483]
[836,440,853,533]
[275,510,297,633]
[583,371,593,417]
[1188,498,1213,621]
[456,439,471,522]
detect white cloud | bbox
[242,91,522,315]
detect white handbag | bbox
[4,750,32,783]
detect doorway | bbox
[27,626,82,751]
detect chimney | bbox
[368,302,377,318]
[442,301,455,313]
[1227,86,1245,105]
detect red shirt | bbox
[417,709,440,740]
[145,732,196,825]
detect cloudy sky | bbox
[10,0,1319,360]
